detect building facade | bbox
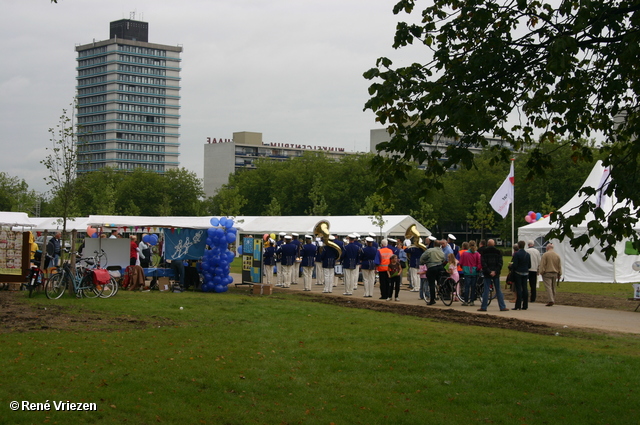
[75,19,182,174]
[203,132,349,197]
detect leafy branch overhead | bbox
[364,0,640,258]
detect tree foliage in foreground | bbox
[364,0,640,258]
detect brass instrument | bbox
[405,224,427,251]
[313,219,342,258]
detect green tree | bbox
[74,168,123,215]
[0,172,39,214]
[305,177,329,216]
[164,168,205,216]
[360,193,395,237]
[265,197,282,216]
[365,0,640,258]
[41,106,79,250]
[115,169,167,216]
[212,185,248,216]
[467,194,496,242]
[409,197,437,230]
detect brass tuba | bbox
[405,224,427,251]
[314,219,342,258]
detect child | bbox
[388,254,402,301]
[446,252,461,301]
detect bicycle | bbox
[421,270,457,306]
[45,257,104,299]
[80,251,118,298]
[23,251,45,298]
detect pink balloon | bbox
[86,226,96,236]
[525,216,532,223]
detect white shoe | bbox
[395,297,399,301]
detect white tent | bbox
[518,161,640,283]
[86,215,431,239]
[27,217,90,232]
[235,215,430,239]
[0,212,35,227]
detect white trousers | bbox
[277,263,283,285]
[281,264,294,288]
[302,266,314,290]
[314,262,324,285]
[362,269,376,297]
[264,265,274,285]
[408,267,419,290]
[343,268,358,294]
[323,268,335,293]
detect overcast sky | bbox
[0,0,424,195]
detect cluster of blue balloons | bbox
[142,233,159,246]
[201,217,237,293]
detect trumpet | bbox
[405,224,427,251]
[313,219,342,258]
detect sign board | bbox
[242,237,262,284]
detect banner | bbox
[163,228,207,261]
[490,161,514,218]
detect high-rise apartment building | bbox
[75,19,182,173]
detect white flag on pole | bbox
[490,162,514,218]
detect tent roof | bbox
[26,217,90,232]
[87,214,431,237]
[235,215,430,237]
[0,212,34,227]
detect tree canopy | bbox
[364,0,640,258]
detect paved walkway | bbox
[236,274,640,335]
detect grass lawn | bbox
[2,289,640,424]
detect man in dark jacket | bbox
[510,241,531,310]
[479,239,509,312]
[45,232,62,270]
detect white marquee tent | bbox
[86,215,431,239]
[0,212,34,228]
[518,161,640,283]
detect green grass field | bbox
[1,289,639,424]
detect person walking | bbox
[526,240,542,302]
[539,243,562,306]
[405,239,425,292]
[45,232,62,271]
[478,239,509,311]
[300,235,317,291]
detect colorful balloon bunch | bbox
[524,211,551,223]
[86,227,98,238]
[201,217,237,293]
[142,234,159,246]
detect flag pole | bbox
[511,158,515,245]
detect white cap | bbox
[388,238,397,243]
[448,234,456,240]
[365,237,374,242]
[428,236,437,241]
[353,233,360,238]
[348,234,356,239]
[328,235,335,240]
[304,235,312,239]
[279,232,286,236]
[404,238,412,247]
[284,235,292,240]
[369,232,376,237]
[292,232,299,237]
[316,237,322,242]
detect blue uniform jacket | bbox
[300,243,317,267]
[263,246,276,266]
[321,245,340,268]
[278,242,298,266]
[360,245,378,270]
[342,242,362,269]
[405,246,424,268]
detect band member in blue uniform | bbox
[275,232,286,286]
[321,235,341,293]
[342,234,362,295]
[314,237,324,286]
[263,238,277,285]
[278,235,298,288]
[405,239,425,292]
[300,235,317,291]
[360,237,378,297]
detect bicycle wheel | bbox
[420,279,431,305]
[26,269,38,298]
[45,273,67,299]
[477,281,493,307]
[150,253,161,268]
[80,274,103,298]
[97,250,108,268]
[442,278,457,306]
[98,277,118,298]
[440,278,454,306]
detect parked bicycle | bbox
[421,271,457,306]
[45,256,105,299]
[23,251,45,298]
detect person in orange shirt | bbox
[374,240,393,300]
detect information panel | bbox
[241,237,263,284]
